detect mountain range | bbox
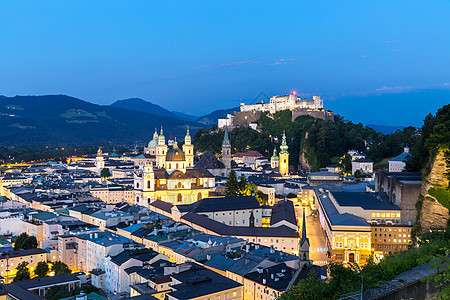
[0,92,428,146]
[0,95,235,145]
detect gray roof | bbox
[182,212,299,238]
[317,193,369,227]
[270,200,297,227]
[167,263,242,299]
[330,191,400,210]
[177,196,260,213]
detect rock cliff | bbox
[419,149,450,232]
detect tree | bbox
[225,170,240,197]
[13,261,30,282]
[423,250,450,299]
[354,169,362,179]
[100,167,111,179]
[13,233,28,250]
[14,233,37,251]
[22,236,37,250]
[238,175,247,193]
[342,154,352,173]
[34,261,49,278]
[46,286,71,300]
[52,261,71,276]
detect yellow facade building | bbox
[279,132,289,176]
[134,127,215,207]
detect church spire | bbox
[300,208,308,244]
[280,131,288,154]
[222,127,230,146]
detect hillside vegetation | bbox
[195,110,417,171]
[0,95,201,145]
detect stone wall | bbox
[364,262,446,300]
[292,109,334,122]
[232,110,262,127]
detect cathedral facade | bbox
[134,127,215,207]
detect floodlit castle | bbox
[134,127,215,207]
[219,92,333,130]
[240,92,323,113]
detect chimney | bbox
[270,245,275,254]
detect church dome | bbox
[166,147,185,161]
[147,139,158,148]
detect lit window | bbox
[376,213,380,217]
[381,213,385,217]
[371,213,376,217]
[386,213,390,217]
[396,213,400,218]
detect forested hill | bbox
[194,110,418,171]
[0,95,201,145]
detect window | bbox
[371,213,376,217]
[360,243,368,249]
[335,242,343,248]
[376,213,380,217]
[396,213,400,218]
[177,193,182,203]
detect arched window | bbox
[196,178,200,186]
[177,193,182,203]
[176,163,179,169]
[156,180,160,188]
[197,193,202,201]
[136,183,139,189]
[157,195,161,200]
[169,163,172,169]
[147,181,151,189]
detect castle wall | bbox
[292,109,334,122]
[232,111,262,127]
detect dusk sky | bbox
[1,1,449,125]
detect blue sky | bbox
[1,1,449,125]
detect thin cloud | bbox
[267,58,296,66]
[192,58,297,70]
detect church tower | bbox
[221,128,232,170]
[143,163,155,192]
[271,149,279,169]
[182,126,194,167]
[95,148,104,174]
[299,208,312,269]
[279,132,289,176]
[156,127,167,168]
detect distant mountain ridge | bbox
[0,95,202,145]
[366,124,407,134]
[110,98,176,118]
[196,107,239,125]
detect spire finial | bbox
[301,208,307,244]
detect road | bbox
[295,205,329,266]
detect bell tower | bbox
[96,148,104,174]
[143,163,155,192]
[271,149,279,169]
[156,127,167,168]
[221,128,232,170]
[299,208,311,269]
[279,132,289,176]
[182,126,194,167]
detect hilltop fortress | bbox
[218,92,334,129]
